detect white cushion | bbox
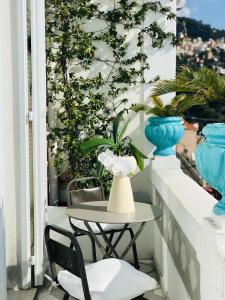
[58,258,157,300]
[71,219,124,233]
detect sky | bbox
[178,0,225,30]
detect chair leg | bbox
[88,234,97,262]
[63,292,70,300]
[128,228,140,269]
[70,233,77,249]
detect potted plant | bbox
[195,124,225,216]
[79,111,147,212]
[79,110,147,172]
[133,66,225,156]
[97,149,136,213]
[132,95,203,156]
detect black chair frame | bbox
[45,225,147,300]
[45,225,91,300]
[67,177,139,268]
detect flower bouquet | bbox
[98,150,136,213]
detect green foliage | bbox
[133,66,225,117]
[46,0,177,198]
[152,66,225,102]
[79,111,147,171]
[132,95,205,117]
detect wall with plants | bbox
[45,0,178,205]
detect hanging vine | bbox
[45,0,178,202]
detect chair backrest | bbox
[67,177,105,207]
[45,225,91,299]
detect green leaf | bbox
[96,160,104,177]
[130,143,147,171]
[118,118,130,142]
[112,110,124,144]
[79,138,114,154]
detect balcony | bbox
[6,156,225,300]
[1,1,225,300]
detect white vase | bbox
[107,175,135,213]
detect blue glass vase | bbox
[145,117,184,156]
[195,123,225,216]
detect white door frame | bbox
[30,0,48,286]
[0,31,7,300]
[17,0,32,289]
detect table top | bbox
[65,201,163,224]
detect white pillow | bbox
[58,258,157,300]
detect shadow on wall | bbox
[154,191,200,300]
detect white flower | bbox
[111,157,132,177]
[120,156,137,175]
[98,149,114,163]
[98,150,117,172]
[98,150,134,177]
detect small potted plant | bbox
[133,95,201,156]
[97,149,136,213]
[133,66,224,156]
[79,111,147,212]
[79,110,147,171]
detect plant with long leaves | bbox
[152,66,225,101]
[132,95,206,117]
[132,66,225,117]
[79,111,147,174]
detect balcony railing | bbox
[149,156,225,300]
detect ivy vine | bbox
[46,0,178,203]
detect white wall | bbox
[150,156,225,300]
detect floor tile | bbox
[7,289,37,300]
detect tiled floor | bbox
[7,261,165,300]
[36,286,165,300]
[7,289,37,300]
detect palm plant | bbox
[132,95,206,117]
[79,110,147,171]
[152,66,225,101]
[133,66,225,117]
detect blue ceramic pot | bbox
[195,123,225,216]
[145,117,184,156]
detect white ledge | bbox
[150,157,217,254]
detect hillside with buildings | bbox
[177,17,225,73]
[176,17,225,125]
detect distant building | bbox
[176,121,199,161]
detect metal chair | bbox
[67,177,139,268]
[45,225,150,300]
[45,225,91,300]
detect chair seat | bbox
[71,219,124,233]
[58,258,157,300]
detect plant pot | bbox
[145,117,184,156]
[195,123,225,216]
[107,175,135,213]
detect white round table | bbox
[66,201,163,260]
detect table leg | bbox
[84,221,111,258]
[96,223,120,258]
[106,224,129,257]
[120,222,146,259]
[84,221,146,261]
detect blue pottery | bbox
[145,117,184,156]
[195,123,225,216]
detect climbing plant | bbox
[45,0,178,203]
